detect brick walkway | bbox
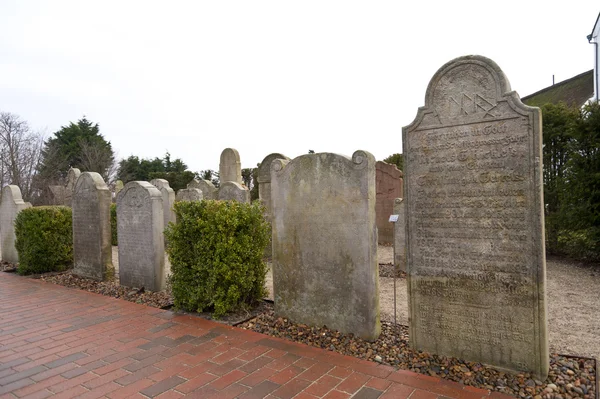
[0,273,512,399]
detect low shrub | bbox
[110,203,117,246]
[15,206,73,275]
[165,200,270,317]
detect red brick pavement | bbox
[0,273,515,399]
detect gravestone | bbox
[175,188,203,202]
[116,181,165,291]
[258,153,290,222]
[217,181,250,203]
[114,180,124,202]
[64,167,81,207]
[72,172,113,280]
[393,198,406,272]
[46,185,66,205]
[187,179,217,199]
[271,151,380,340]
[403,55,548,378]
[150,179,176,229]
[375,161,403,244]
[0,185,32,264]
[219,148,242,184]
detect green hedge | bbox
[165,200,270,317]
[110,203,117,246]
[15,206,73,275]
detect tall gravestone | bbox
[175,188,203,202]
[271,151,380,341]
[187,179,217,199]
[403,55,548,378]
[116,181,165,291]
[218,181,250,203]
[72,172,113,280]
[258,153,290,222]
[375,161,403,244]
[393,198,406,272]
[64,168,81,207]
[150,179,176,229]
[219,148,242,184]
[0,185,32,264]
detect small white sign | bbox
[388,214,399,223]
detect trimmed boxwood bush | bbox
[110,203,117,246]
[165,200,270,317]
[14,206,73,275]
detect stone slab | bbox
[393,198,406,272]
[175,188,203,202]
[150,179,176,229]
[219,148,242,184]
[64,168,81,207]
[375,161,403,244]
[0,185,31,264]
[217,181,250,203]
[187,179,217,200]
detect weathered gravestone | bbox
[393,198,406,272]
[217,181,250,203]
[219,148,242,184]
[175,188,203,202]
[187,179,217,200]
[376,161,403,244]
[64,168,81,207]
[403,55,548,378]
[72,172,113,280]
[116,181,165,291]
[0,185,32,264]
[114,180,124,202]
[45,185,66,205]
[271,151,380,340]
[150,179,176,229]
[258,153,290,222]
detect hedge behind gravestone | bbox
[165,200,270,317]
[14,206,73,275]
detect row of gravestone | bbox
[0,55,548,380]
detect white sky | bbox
[0,1,598,174]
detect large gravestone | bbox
[116,181,165,291]
[187,179,217,200]
[375,161,403,244]
[271,151,380,340]
[150,179,176,229]
[403,55,548,378]
[64,167,81,207]
[217,181,250,203]
[0,185,32,264]
[175,188,203,202]
[219,148,242,184]
[258,153,290,222]
[72,172,113,280]
[393,198,406,272]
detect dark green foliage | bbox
[383,153,404,171]
[14,206,73,275]
[117,152,195,191]
[110,203,117,246]
[165,200,270,317]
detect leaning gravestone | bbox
[175,188,203,202]
[72,172,113,280]
[257,153,290,222]
[0,185,32,264]
[219,148,242,184]
[375,161,403,244]
[393,198,406,272]
[271,151,380,341]
[403,55,548,378]
[217,181,250,203]
[150,179,176,229]
[187,179,217,200]
[64,167,81,207]
[116,181,165,291]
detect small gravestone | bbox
[0,185,32,264]
[64,167,81,207]
[393,198,406,272]
[46,185,66,205]
[271,151,380,341]
[175,188,203,202]
[403,55,548,378]
[187,179,217,199]
[219,148,242,184]
[258,153,290,222]
[114,180,124,202]
[116,181,165,291]
[150,179,176,229]
[217,181,250,203]
[376,161,403,244]
[72,172,113,280]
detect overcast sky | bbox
[1,1,598,174]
